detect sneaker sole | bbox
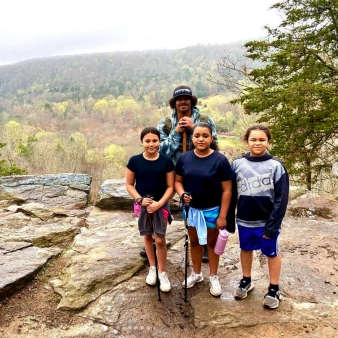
[263,294,282,309]
[234,284,255,299]
[160,285,171,292]
[182,276,204,288]
[210,288,222,297]
[146,280,157,286]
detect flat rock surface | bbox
[0,193,337,337]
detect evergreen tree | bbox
[210,0,338,190]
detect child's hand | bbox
[216,216,227,229]
[147,200,160,214]
[182,194,192,205]
[141,196,153,207]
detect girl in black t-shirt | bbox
[175,122,234,297]
[126,127,174,293]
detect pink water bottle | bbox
[214,228,228,255]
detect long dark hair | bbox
[140,127,160,141]
[243,124,272,142]
[190,122,219,151]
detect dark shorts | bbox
[238,224,280,257]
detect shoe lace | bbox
[239,279,249,288]
[209,275,219,286]
[189,271,197,280]
[160,272,169,283]
[267,288,280,298]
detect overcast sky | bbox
[0,0,281,66]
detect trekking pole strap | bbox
[136,194,153,206]
[135,197,143,205]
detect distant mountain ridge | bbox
[0,42,246,107]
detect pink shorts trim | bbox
[134,202,169,219]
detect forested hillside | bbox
[0,42,249,200]
[0,43,245,107]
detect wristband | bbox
[135,197,143,205]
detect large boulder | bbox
[95,178,133,210]
[0,174,91,209]
[95,178,181,211]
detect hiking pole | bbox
[182,130,187,152]
[181,192,191,302]
[182,130,191,273]
[145,195,161,301]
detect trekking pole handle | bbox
[136,194,153,206]
[143,194,154,215]
[180,192,192,206]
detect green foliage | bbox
[93,99,109,114]
[0,143,28,176]
[0,159,28,176]
[199,95,239,133]
[210,0,338,191]
[103,144,126,167]
[0,44,245,108]
[0,43,251,200]
[17,136,38,157]
[217,137,246,152]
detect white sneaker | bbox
[182,271,204,288]
[159,271,171,292]
[209,275,222,296]
[146,266,157,285]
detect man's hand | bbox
[175,117,194,134]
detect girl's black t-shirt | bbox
[175,150,234,209]
[126,153,174,201]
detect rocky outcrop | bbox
[0,174,91,301]
[95,178,133,210]
[95,178,181,211]
[50,211,184,311]
[0,242,61,300]
[56,198,338,337]
[0,173,91,209]
[1,174,338,337]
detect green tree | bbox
[93,99,109,115]
[209,0,338,190]
[103,144,126,167]
[0,143,28,176]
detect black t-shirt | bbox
[175,150,234,208]
[126,153,174,201]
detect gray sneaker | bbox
[234,279,255,299]
[263,290,282,309]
